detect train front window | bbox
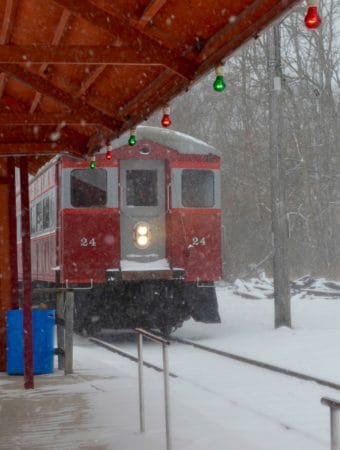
[182,170,214,207]
[126,170,158,206]
[71,169,107,207]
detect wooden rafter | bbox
[51,0,197,80]
[136,0,167,30]
[77,64,106,98]
[119,70,174,120]
[0,0,17,97]
[0,125,87,148]
[0,142,80,156]
[30,9,71,114]
[0,45,196,67]
[0,112,103,125]
[198,0,299,74]
[0,63,121,131]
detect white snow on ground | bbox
[1,277,340,450]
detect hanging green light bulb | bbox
[213,64,226,92]
[89,156,96,169]
[128,128,136,146]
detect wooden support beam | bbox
[0,158,12,371]
[0,111,104,125]
[137,0,167,30]
[119,70,174,119]
[0,63,121,130]
[198,0,299,65]
[0,142,81,156]
[30,9,71,113]
[0,45,193,67]
[20,157,34,389]
[7,157,18,309]
[77,64,106,98]
[51,0,197,80]
[0,0,18,97]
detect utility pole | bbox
[267,24,291,328]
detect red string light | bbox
[161,106,172,128]
[305,0,321,29]
[105,144,112,160]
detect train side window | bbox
[36,201,43,232]
[126,169,158,206]
[43,197,50,229]
[70,169,107,207]
[182,170,214,207]
[30,206,36,234]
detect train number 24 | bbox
[192,236,206,246]
[80,237,96,247]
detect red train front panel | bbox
[59,156,120,284]
[167,160,222,282]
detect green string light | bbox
[128,128,136,146]
[213,75,226,92]
[213,64,226,92]
[89,157,96,169]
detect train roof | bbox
[111,126,220,156]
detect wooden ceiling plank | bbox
[77,64,106,98]
[0,0,17,97]
[0,45,193,66]
[137,0,167,30]
[0,0,17,45]
[119,70,174,119]
[198,0,265,61]
[0,63,121,131]
[199,0,298,62]
[51,0,197,80]
[198,0,299,74]
[30,9,71,114]
[0,142,79,156]
[0,112,101,125]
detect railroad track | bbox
[90,332,340,391]
[89,336,178,378]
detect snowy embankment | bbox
[174,274,340,384]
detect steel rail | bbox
[89,336,178,378]
[171,336,340,391]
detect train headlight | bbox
[134,222,150,249]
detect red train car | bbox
[18,126,222,334]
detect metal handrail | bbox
[135,328,172,450]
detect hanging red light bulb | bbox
[304,0,321,29]
[105,144,112,160]
[161,106,172,128]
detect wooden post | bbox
[268,24,291,328]
[8,157,19,310]
[0,158,12,371]
[20,158,34,389]
[64,290,74,374]
[56,291,65,370]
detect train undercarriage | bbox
[72,280,221,335]
[30,279,220,336]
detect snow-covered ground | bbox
[1,276,340,450]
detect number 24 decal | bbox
[80,237,96,247]
[192,237,206,246]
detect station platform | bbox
[2,284,340,449]
[1,334,262,450]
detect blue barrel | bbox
[6,309,55,375]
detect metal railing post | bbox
[135,328,172,450]
[162,342,172,450]
[321,397,340,450]
[137,332,145,432]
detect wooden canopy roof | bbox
[0,0,299,173]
